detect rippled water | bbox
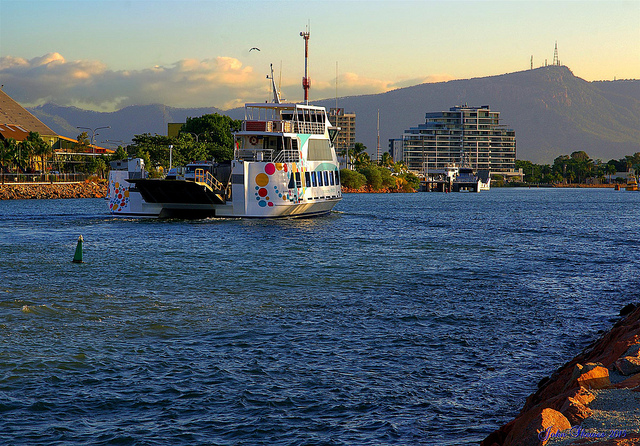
[1,188,639,445]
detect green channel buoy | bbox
[72,235,84,263]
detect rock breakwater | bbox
[0,181,108,200]
[482,304,640,446]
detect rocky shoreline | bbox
[482,303,640,446]
[0,181,108,200]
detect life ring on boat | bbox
[249,136,258,145]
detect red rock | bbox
[482,307,640,446]
[615,355,640,376]
[613,373,640,389]
[504,408,571,446]
[568,387,596,406]
[560,395,593,425]
[570,363,611,390]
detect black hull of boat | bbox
[129,179,226,206]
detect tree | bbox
[339,169,367,189]
[18,132,48,172]
[380,151,393,167]
[130,134,174,169]
[181,113,241,162]
[360,165,382,190]
[111,146,128,161]
[27,132,51,173]
[88,156,108,177]
[1,138,18,172]
[75,132,91,151]
[379,166,396,189]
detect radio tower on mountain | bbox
[553,41,559,66]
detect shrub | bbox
[340,169,367,189]
[360,165,382,190]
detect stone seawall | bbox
[0,181,108,200]
[482,304,640,446]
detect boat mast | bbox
[267,64,281,104]
[377,109,380,163]
[300,26,310,104]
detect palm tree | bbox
[3,138,19,172]
[29,133,51,173]
[380,152,393,167]
[605,163,616,184]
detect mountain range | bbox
[28,65,639,164]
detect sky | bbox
[0,0,638,112]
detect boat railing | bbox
[273,148,299,163]
[243,119,324,135]
[294,121,325,135]
[195,169,225,191]
[235,149,275,162]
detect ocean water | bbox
[0,188,639,445]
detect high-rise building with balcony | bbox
[401,105,517,176]
[328,108,355,168]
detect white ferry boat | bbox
[451,166,491,192]
[107,33,342,218]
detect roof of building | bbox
[0,123,31,142]
[0,88,56,136]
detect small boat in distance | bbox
[451,167,491,192]
[107,31,342,218]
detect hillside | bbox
[311,66,640,164]
[29,66,639,164]
[30,103,223,145]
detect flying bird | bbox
[249,47,260,52]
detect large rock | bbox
[559,387,595,425]
[482,306,640,446]
[615,355,640,376]
[571,363,611,390]
[504,408,571,446]
[560,395,593,425]
[614,343,640,376]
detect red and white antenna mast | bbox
[300,26,310,104]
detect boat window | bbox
[336,170,340,185]
[328,128,339,143]
[295,172,302,188]
[324,171,329,186]
[329,171,335,186]
[305,172,311,187]
[288,174,295,189]
[317,171,324,187]
[311,171,318,187]
[308,139,332,161]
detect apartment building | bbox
[328,108,355,168]
[401,105,517,176]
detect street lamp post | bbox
[77,126,111,154]
[186,132,206,143]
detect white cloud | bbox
[0,53,453,111]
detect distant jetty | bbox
[0,180,107,200]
